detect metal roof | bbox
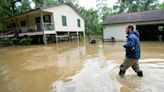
[0,2,83,22]
[102,10,164,25]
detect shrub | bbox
[0,37,5,42]
[19,38,32,45]
[11,37,20,45]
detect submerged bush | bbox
[19,38,32,45]
[11,37,19,45]
[0,37,5,42]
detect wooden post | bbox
[2,22,5,38]
[26,14,30,32]
[52,34,55,43]
[76,31,79,39]
[40,9,47,45]
[43,35,47,44]
[67,32,70,40]
[83,31,86,43]
[15,17,18,37]
[55,32,58,43]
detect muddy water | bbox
[0,40,164,92]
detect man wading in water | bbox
[119,25,143,77]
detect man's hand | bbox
[123,45,135,51]
[123,45,126,48]
[131,47,135,51]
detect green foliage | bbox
[0,37,5,42]
[11,37,20,45]
[159,2,164,9]
[11,37,32,45]
[79,8,102,34]
[32,0,79,8]
[113,0,159,14]
[0,0,22,19]
[19,0,32,12]
[19,38,32,45]
[33,0,58,8]
[96,0,111,20]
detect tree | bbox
[0,0,22,19]
[78,7,102,34]
[96,0,108,19]
[159,2,164,9]
[19,0,31,12]
[113,0,159,14]
[32,0,79,8]
[32,0,57,8]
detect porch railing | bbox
[0,23,55,36]
[44,23,55,31]
[36,23,55,31]
[0,28,15,36]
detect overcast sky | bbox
[79,0,117,9]
[79,0,164,9]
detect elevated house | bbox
[0,3,85,44]
[102,10,164,41]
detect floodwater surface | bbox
[0,40,164,92]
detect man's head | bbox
[126,25,134,34]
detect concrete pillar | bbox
[40,10,44,31]
[67,32,70,36]
[67,32,70,40]
[43,35,47,44]
[83,31,86,45]
[40,9,47,45]
[26,14,29,31]
[76,31,79,39]
[83,31,86,39]
[55,32,58,43]
[52,34,55,43]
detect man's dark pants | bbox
[119,57,143,77]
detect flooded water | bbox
[0,40,164,92]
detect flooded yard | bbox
[0,40,164,92]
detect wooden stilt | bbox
[55,32,58,43]
[43,34,47,44]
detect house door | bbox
[35,17,41,31]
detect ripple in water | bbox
[52,58,164,92]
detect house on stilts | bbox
[0,3,85,44]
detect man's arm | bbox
[124,37,135,50]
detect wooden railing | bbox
[44,23,55,31]
[0,23,55,36]
[36,23,55,31]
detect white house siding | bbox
[103,24,136,41]
[103,20,164,41]
[42,5,85,32]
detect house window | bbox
[36,17,40,24]
[61,15,67,26]
[20,20,26,26]
[35,15,51,24]
[77,19,81,27]
[44,15,51,23]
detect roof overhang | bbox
[103,10,164,25]
[0,2,84,22]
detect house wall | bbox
[103,20,164,41]
[43,5,85,32]
[5,12,54,33]
[103,24,136,41]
